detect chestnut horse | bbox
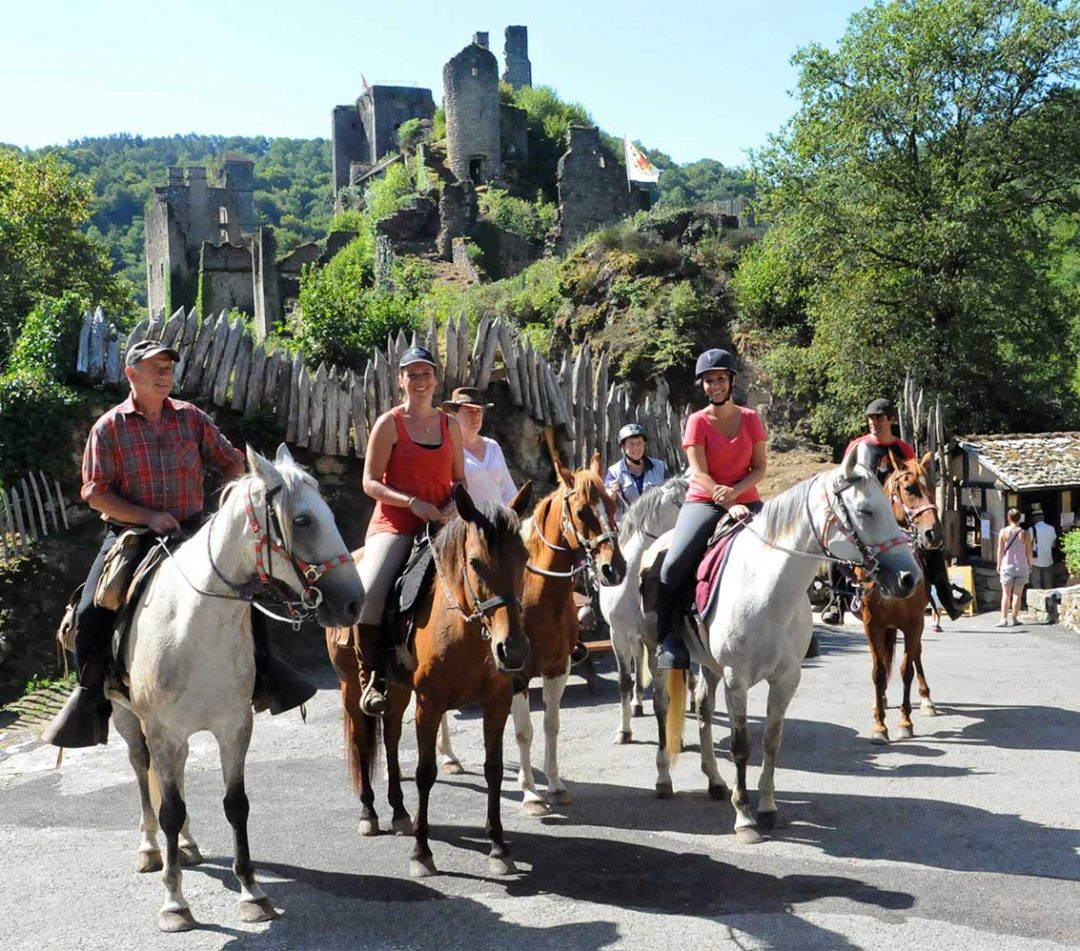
[326,483,532,877]
[511,453,626,814]
[858,451,942,744]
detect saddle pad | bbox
[394,538,435,619]
[694,528,742,618]
[110,541,168,683]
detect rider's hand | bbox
[712,484,735,506]
[146,511,181,535]
[408,498,444,523]
[728,503,751,520]
[438,501,457,523]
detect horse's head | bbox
[885,451,942,551]
[552,452,627,586]
[245,444,364,628]
[443,482,532,673]
[622,474,687,543]
[826,451,922,599]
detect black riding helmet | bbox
[695,348,737,406]
[617,423,648,445]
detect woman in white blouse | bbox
[441,387,518,506]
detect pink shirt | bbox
[683,406,766,505]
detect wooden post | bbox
[499,322,523,406]
[295,362,312,449]
[475,318,502,392]
[201,314,232,401]
[243,344,267,415]
[182,313,216,395]
[350,370,368,455]
[445,318,459,390]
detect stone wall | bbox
[252,227,280,341]
[198,242,255,316]
[474,221,542,279]
[502,25,532,89]
[375,196,439,252]
[499,103,529,172]
[552,126,634,255]
[443,42,502,184]
[437,181,478,259]
[1061,587,1080,635]
[332,104,369,196]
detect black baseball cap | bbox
[399,345,437,369]
[865,398,897,418]
[126,340,180,367]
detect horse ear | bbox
[275,442,295,466]
[920,451,933,471]
[555,458,574,489]
[454,482,478,523]
[509,481,533,517]
[589,451,602,478]
[246,444,283,494]
[842,446,860,480]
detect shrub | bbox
[7,292,86,380]
[364,161,414,222]
[0,370,89,487]
[1064,529,1080,578]
[397,118,427,151]
[479,189,556,244]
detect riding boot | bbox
[42,683,110,748]
[570,640,590,665]
[355,623,389,718]
[251,613,317,715]
[655,584,690,671]
[925,549,971,621]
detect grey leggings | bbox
[657,499,763,640]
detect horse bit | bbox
[808,474,910,579]
[527,490,617,587]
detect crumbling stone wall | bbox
[198,242,255,316]
[438,181,478,259]
[552,126,634,255]
[332,105,369,195]
[444,42,502,184]
[502,25,532,89]
[499,103,529,173]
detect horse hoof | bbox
[391,815,413,835]
[632,704,645,718]
[655,782,674,800]
[921,702,938,717]
[239,897,279,923]
[735,826,764,845]
[896,724,914,740]
[488,855,518,876]
[521,799,550,817]
[708,783,729,802]
[158,908,197,933]
[440,760,465,775]
[756,810,777,829]
[410,856,437,879]
[546,788,573,806]
[358,817,380,837]
[613,731,632,745]
[871,731,890,745]
[179,844,203,867]
[137,850,162,874]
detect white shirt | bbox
[463,437,518,507]
[1028,521,1057,568]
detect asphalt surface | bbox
[1,610,1079,950]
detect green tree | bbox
[734,0,1080,440]
[0,150,130,359]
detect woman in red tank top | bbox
[355,345,465,716]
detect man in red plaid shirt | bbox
[44,340,315,748]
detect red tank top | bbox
[366,407,454,538]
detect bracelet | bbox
[406,496,416,510]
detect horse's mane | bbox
[434,501,522,563]
[756,474,817,541]
[621,475,689,541]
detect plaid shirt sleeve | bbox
[81,417,119,501]
[195,408,245,473]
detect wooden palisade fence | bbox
[897,374,954,517]
[74,307,687,473]
[0,471,69,564]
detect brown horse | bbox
[859,452,942,744]
[326,482,532,877]
[511,452,626,814]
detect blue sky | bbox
[2,0,868,167]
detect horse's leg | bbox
[383,685,413,835]
[436,713,464,775]
[541,662,572,804]
[145,732,196,932]
[114,705,162,873]
[217,712,279,924]
[613,636,635,744]
[696,666,728,801]
[897,623,917,740]
[483,693,517,876]
[651,651,674,798]
[409,697,441,878]
[723,681,761,844]
[910,619,937,716]
[512,687,547,816]
[342,674,380,836]
[867,620,891,745]
[756,670,800,830]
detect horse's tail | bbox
[884,628,898,682]
[343,682,382,799]
[666,670,687,766]
[641,639,653,690]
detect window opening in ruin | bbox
[469,158,484,184]
[472,67,478,77]
[599,156,606,169]
[219,207,228,225]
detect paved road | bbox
[2,611,1079,950]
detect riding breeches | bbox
[73,527,123,682]
[655,501,726,641]
[356,531,415,626]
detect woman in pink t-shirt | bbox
[656,348,768,670]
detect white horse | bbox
[598,476,688,744]
[109,444,362,931]
[656,450,920,841]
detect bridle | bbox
[526,485,619,584]
[886,468,941,551]
[161,480,351,630]
[427,522,521,641]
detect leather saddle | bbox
[108,535,169,687]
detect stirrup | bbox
[569,640,589,666]
[358,677,389,717]
[656,635,689,671]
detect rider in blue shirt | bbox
[604,423,668,522]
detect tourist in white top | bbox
[1027,505,1059,590]
[441,386,517,506]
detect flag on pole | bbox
[624,137,660,184]
[361,73,372,96]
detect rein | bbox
[525,487,617,583]
[886,469,941,550]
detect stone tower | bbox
[502,26,532,89]
[443,40,502,185]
